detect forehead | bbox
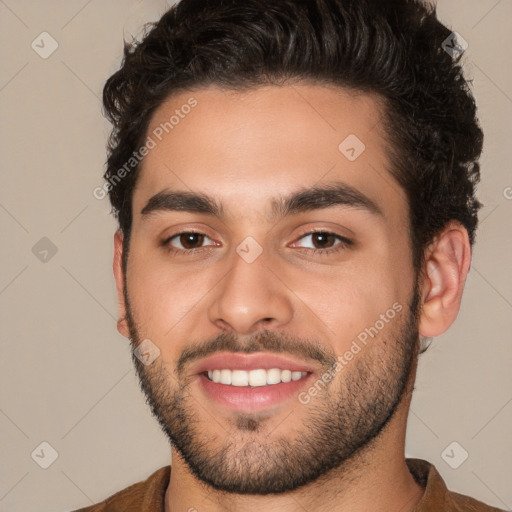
[132,83,407,223]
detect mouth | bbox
[192,352,316,413]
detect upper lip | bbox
[191,351,316,375]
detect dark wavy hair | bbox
[103,0,483,276]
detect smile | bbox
[205,368,309,387]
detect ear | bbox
[418,221,472,338]
[113,229,130,338]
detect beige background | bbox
[0,1,511,511]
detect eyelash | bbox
[161,230,353,257]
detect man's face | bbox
[119,84,421,493]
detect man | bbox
[75,0,505,510]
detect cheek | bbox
[127,249,217,339]
[303,252,412,351]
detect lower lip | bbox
[197,373,314,413]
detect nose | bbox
[207,248,294,335]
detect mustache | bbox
[176,329,337,378]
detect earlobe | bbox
[113,229,130,338]
[418,222,472,338]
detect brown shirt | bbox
[73,458,506,512]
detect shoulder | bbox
[406,458,506,512]
[446,489,508,512]
[71,466,170,512]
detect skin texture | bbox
[113,84,472,512]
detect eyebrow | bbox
[140,181,384,221]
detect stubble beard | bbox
[125,283,420,495]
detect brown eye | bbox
[177,233,205,249]
[163,232,215,252]
[310,232,337,249]
[291,231,353,255]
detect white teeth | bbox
[266,368,282,385]
[220,369,232,385]
[248,369,267,387]
[205,368,308,386]
[281,370,292,383]
[231,370,248,386]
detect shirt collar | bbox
[406,458,450,511]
